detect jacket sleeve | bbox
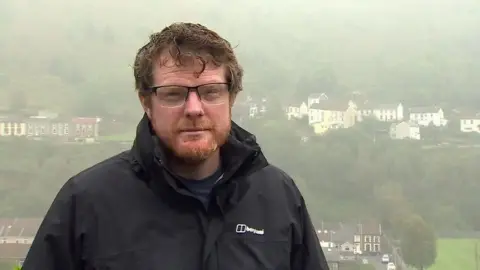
[291,196,330,270]
[22,180,85,270]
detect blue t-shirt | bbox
[179,168,224,208]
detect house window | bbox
[354,235,361,242]
[40,125,46,135]
[51,124,57,135]
[374,236,380,243]
[81,124,87,136]
[64,124,69,135]
[364,243,372,252]
[3,123,11,135]
[87,125,93,137]
[15,123,22,134]
[364,235,371,242]
[328,263,338,270]
[374,244,380,252]
[27,124,34,135]
[75,124,81,136]
[58,124,63,135]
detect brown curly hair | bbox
[133,22,243,97]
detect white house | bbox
[0,121,27,137]
[409,106,447,127]
[317,230,336,248]
[356,103,404,122]
[240,97,268,119]
[460,115,480,133]
[308,101,351,125]
[307,93,329,108]
[249,104,258,118]
[390,121,421,140]
[286,102,309,120]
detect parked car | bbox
[381,254,390,263]
[387,262,396,270]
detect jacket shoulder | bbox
[250,164,303,205]
[66,150,138,193]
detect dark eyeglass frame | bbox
[148,82,231,108]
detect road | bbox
[362,255,386,270]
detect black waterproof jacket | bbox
[22,115,329,270]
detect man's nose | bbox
[184,91,204,117]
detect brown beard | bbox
[156,118,230,165]
[173,123,230,165]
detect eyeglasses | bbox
[149,83,230,108]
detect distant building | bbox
[0,218,42,265]
[353,220,382,255]
[0,113,101,142]
[409,106,447,127]
[356,102,404,122]
[390,121,421,140]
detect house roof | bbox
[72,117,101,124]
[394,120,420,128]
[409,106,441,114]
[0,244,30,259]
[408,120,420,127]
[331,224,356,243]
[0,218,42,238]
[355,220,382,235]
[310,101,349,111]
[452,109,480,119]
[356,100,400,110]
[0,115,26,122]
[25,117,53,123]
[308,93,328,100]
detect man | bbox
[22,22,329,270]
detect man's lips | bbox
[178,129,211,134]
[178,130,210,139]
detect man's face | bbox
[140,53,234,164]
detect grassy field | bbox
[429,238,479,270]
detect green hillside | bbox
[429,238,478,270]
[1,0,480,116]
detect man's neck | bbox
[169,151,221,180]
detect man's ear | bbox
[138,93,152,118]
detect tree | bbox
[294,64,339,98]
[401,214,437,270]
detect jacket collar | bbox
[130,113,268,206]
